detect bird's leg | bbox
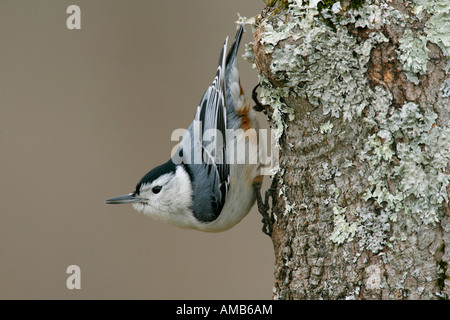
[252,83,266,112]
[252,83,278,236]
[253,177,277,237]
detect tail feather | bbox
[225,24,247,117]
[226,24,244,67]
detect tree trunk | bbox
[249,0,450,299]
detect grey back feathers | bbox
[176,25,245,223]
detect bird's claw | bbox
[253,180,277,237]
[252,84,266,113]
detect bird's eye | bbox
[152,186,162,194]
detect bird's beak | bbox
[106,192,141,204]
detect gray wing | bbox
[180,38,230,222]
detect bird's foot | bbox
[253,179,277,237]
[252,84,267,113]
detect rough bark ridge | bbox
[248,0,450,299]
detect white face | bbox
[132,166,196,228]
[135,172,173,207]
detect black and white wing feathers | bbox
[183,38,230,222]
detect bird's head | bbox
[106,160,195,228]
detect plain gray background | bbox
[0,0,275,299]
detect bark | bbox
[250,0,450,299]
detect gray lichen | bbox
[397,1,450,83]
[391,104,450,225]
[251,0,450,250]
[250,0,450,299]
[397,29,430,76]
[319,121,334,134]
[362,101,450,226]
[329,205,358,244]
[264,14,388,122]
[412,0,450,57]
[441,78,450,98]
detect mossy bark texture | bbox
[252,0,450,299]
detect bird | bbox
[106,24,273,235]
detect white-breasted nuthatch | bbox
[106,25,273,235]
